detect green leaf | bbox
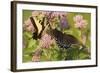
[27,39,38,49]
[23,32,32,39]
[79,50,90,59]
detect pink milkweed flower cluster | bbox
[39,34,54,49]
[32,55,40,62]
[32,11,45,17]
[44,11,68,21]
[24,18,35,33]
[32,49,42,62]
[73,15,88,29]
[44,11,69,29]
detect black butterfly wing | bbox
[51,29,79,49]
[63,33,79,44]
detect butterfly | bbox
[30,16,48,40]
[50,29,85,49]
